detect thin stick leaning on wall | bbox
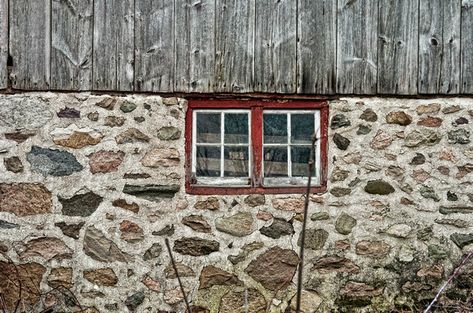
[295,133,318,313]
[165,238,192,313]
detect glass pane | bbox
[292,146,315,177]
[264,147,288,177]
[225,113,249,144]
[264,114,287,143]
[196,146,221,177]
[291,114,314,144]
[224,147,249,177]
[196,113,221,143]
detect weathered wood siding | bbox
[2,0,473,95]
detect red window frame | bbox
[185,99,329,195]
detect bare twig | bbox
[295,134,317,313]
[424,251,473,313]
[165,238,192,313]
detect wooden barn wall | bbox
[1,0,472,95]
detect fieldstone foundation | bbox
[0,93,473,312]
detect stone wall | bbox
[0,93,472,313]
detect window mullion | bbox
[287,112,292,178]
[220,112,225,178]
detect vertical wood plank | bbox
[461,0,473,93]
[135,0,174,92]
[51,0,93,90]
[419,0,461,94]
[93,0,134,91]
[215,0,255,93]
[255,0,297,93]
[175,0,214,93]
[0,0,7,89]
[337,0,378,94]
[378,0,418,94]
[9,0,50,90]
[298,0,337,94]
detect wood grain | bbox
[337,0,378,94]
[378,0,419,94]
[419,0,461,94]
[255,0,297,93]
[51,0,93,90]
[93,0,134,91]
[461,0,473,93]
[9,0,51,90]
[298,0,337,94]
[135,0,174,92]
[215,0,255,93]
[0,0,7,89]
[175,0,214,93]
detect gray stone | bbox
[215,212,254,237]
[143,243,162,261]
[364,180,395,195]
[55,222,85,239]
[443,105,461,114]
[244,194,266,207]
[173,237,220,256]
[417,226,433,241]
[83,226,131,262]
[385,224,412,238]
[348,177,361,187]
[448,129,471,144]
[157,126,181,140]
[428,244,449,260]
[260,218,294,239]
[451,233,473,249]
[311,212,330,221]
[404,130,441,147]
[115,128,150,144]
[27,146,83,176]
[357,125,371,135]
[420,185,440,202]
[0,97,52,129]
[439,206,473,214]
[0,220,19,229]
[120,101,137,113]
[435,218,468,228]
[410,153,426,165]
[330,167,350,182]
[447,191,458,201]
[331,114,351,129]
[359,108,378,122]
[57,107,80,118]
[125,292,145,312]
[123,184,180,201]
[298,229,328,250]
[335,213,357,235]
[228,242,264,265]
[330,187,352,197]
[4,157,23,173]
[333,133,350,150]
[152,225,175,236]
[59,192,103,217]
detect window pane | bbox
[264,114,287,143]
[196,146,221,177]
[196,113,221,143]
[291,114,314,144]
[264,147,288,177]
[224,147,249,177]
[225,113,249,144]
[292,146,315,177]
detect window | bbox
[185,100,328,194]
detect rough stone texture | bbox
[386,111,412,125]
[120,220,144,243]
[245,247,299,291]
[84,268,118,286]
[83,226,131,262]
[88,150,125,173]
[215,212,254,237]
[59,191,103,217]
[2,94,473,312]
[174,237,220,256]
[0,183,52,216]
[27,146,83,176]
[4,156,24,173]
[199,266,242,289]
[333,133,350,150]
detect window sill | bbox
[185,183,328,195]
